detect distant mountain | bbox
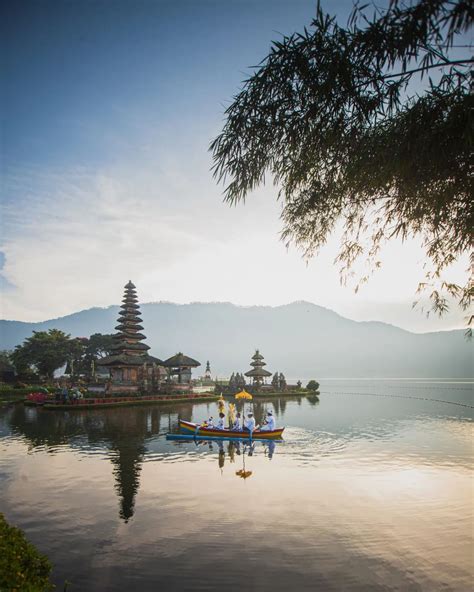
[0,301,471,378]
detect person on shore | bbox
[260,410,275,431]
[216,412,226,430]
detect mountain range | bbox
[0,301,471,379]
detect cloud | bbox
[0,153,469,332]
[1,162,223,319]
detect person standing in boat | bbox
[260,410,275,431]
[216,412,226,430]
[205,416,215,428]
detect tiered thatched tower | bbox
[244,349,272,387]
[100,281,162,391]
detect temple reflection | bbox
[5,404,176,522]
[3,399,282,521]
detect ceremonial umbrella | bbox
[234,389,253,400]
[234,390,255,479]
[234,389,253,423]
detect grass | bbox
[0,512,53,592]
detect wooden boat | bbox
[178,419,284,440]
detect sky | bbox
[0,0,470,331]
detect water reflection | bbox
[0,384,472,592]
[5,404,184,522]
[3,403,284,522]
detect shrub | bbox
[0,513,53,591]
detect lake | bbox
[1,379,472,591]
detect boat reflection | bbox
[184,436,279,476]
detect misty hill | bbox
[0,301,471,378]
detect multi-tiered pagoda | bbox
[99,281,162,392]
[244,349,272,387]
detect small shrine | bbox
[162,353,201,392]
[244,349,272,387]
[204,361,211,380]
[99,281,163,393]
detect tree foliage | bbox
[10,331,116,380]
[86,333,115,359]
[271,372,279,387]
[211,0,473,325]
[10,329,82,380]
[306,379,320,391]
[67,333,116,376]
[0,512,53,592]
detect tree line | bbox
[2,330,115,382]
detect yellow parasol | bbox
[235,469,253,479]
[234,389,253,400]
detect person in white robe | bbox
[232,412,242,431]
[260,410,275,431]
[244,412,256,432]
[216,412,226,430]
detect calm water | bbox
[1,380,473,591]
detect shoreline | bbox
[40,393,219,410]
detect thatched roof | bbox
[113,332,147,341]
[252,350,264,360]
[124,280,136,289]
[99,353,162,367]
[115,323,144,331]
[111,341,150,351]
[245,368,272,377]
[117,312,143,323]
[118,308,141,317]
[162,352,201,368]
[120,302,140,312]
[250,360,267,367]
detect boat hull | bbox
[178,419,284,439]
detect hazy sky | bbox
[1,0,469,331]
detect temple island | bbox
[98,281,202,396]
[26,280,317,409]
[216,349,298,397]
[41,281,217,409]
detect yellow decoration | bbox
[217,395,226,414]
[228,403,236,425]
[235,470,253,479]
[234,390,253,400]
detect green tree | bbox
[11,329,82,380]
[0,350,12,365]
[67,333,115,377]
[271,372,279,388]
[86,333,115,359]
[211,0,473,325]
[306,380,320,392]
